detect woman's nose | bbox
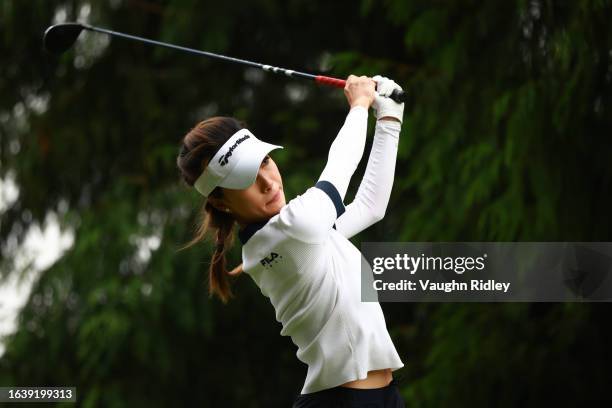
[257,173,275,191]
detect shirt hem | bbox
[299,362,405,395]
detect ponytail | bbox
[176,116,247,304]
[177,187,245,304]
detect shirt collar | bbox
[238,219,271,245]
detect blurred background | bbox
[1,0,611,406]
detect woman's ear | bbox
[207,196,226,212]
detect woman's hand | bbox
[371,75,405,124]
[344,75,376,109]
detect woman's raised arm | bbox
[335,76,405,239]
[317,75,376,200]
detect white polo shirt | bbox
[238,181,405,394]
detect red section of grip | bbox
[315,75,346,89]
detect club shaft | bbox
[84,24,317,80]
[82,24,408,103]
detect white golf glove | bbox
[371,75,404,124]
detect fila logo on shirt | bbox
[260,252,283,268]
[218,134,250,166]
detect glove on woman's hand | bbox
[372,75,405,124]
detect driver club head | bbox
[43,23,86,54]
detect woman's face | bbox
[210,155,285,227]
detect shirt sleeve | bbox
[334,119,401,239]
[277,181,346,243]
[278,106,369,243]
[317,105,369,200]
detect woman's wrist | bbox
[350,97,371,110]
[349,105,368,115]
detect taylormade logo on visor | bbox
[218,134,250,166]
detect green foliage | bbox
[1,0,611,406]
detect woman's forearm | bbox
[317,105,369,200]
[335,119,401,238]
[353,119,400,219]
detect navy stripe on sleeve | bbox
[315,180,346,218]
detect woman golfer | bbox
[177,74,406,407]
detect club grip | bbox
[389,89,408,104]
[315,75,409,105]
[315,75,346,88]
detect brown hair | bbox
[176,116,246,304]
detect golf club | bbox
[43,22,409,104]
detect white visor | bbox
[194,128,283,197]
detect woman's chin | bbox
[266,200,285,214]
